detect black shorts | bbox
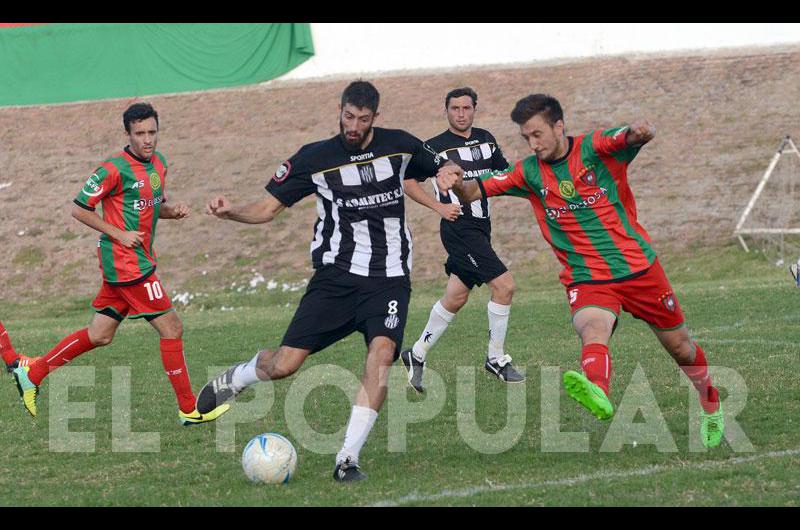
[281,265,411,355]
[441,218,508,289]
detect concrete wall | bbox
[280,23,800,80]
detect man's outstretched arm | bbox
[206,192,286,224]
[404,178,460,222]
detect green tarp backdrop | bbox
[0,23,315,106]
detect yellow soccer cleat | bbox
[178,403,231,426]
[12,365,39,417]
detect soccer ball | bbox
[241,433,297,484]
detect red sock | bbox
[581,343,611,396]
[0,320,19,365]
[678,342,720,414]
[160,338,196,414]
[28,328,95,385]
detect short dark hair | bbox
[341,80,380,114]
[123,102,159,133]
[510,94,563,126]
[445,87,477,108]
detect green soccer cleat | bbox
[178,404,231,426]
[12,365,39,417]
[563,370,614,420]
[701,403,725,448]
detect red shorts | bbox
[565,260,685,331]
[92,273,173,321]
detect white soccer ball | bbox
[241,433,297,484]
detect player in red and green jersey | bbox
[10,103,229,426]
[436,94,725,448]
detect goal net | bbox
[734,136,800,269]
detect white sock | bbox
[487,301,511,363]
[336,405,378,465]
[412,300,455,362]
[232,351,264,391]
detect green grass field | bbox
[1,245,798,506]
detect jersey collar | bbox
[124,145,152,164]
[544,137,574,166]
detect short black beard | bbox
[339,121,371,152]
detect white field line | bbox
[697,338,797,347]
[369,448,800,507]
[0,182,12,190]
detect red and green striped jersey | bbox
[478,127,657,287]
[74,147,168,286]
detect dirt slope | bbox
[1,45,798,301]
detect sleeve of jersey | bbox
[74,164,119,211]
[405,136,445,181]
[477,161,530,199]
[264,150,316,207]
[489,136,510,170]
[593,127,641,163]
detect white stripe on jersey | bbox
[312,172,333,201]
[374,158,394,182]
[310,197,327,254]
[349,220,372,276]
[480,143,492,159]
[398,154,412,185]
[470,200,484,217]
[404,220,413,273]
[322,202,342,266]
[384,217,404,277]
[457,147,474,161]
[339,165,362,186]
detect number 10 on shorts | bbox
[144,281,164,301]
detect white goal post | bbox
[734,136,800,252]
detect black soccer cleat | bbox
[399,348,425,393]
[196,362,247,415]
[484,355,525,383]
[5,358,19,374]
[333,457,367,482]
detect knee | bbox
[668,338,695,363]
[492,276,515,303]
[89,330,114,347]
[168,318,184,339]
[259,349,301,379]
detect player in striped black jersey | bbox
[10,103,230,426]
[402,88,524,393]
[197,81,453,481]
[436,94,725,448]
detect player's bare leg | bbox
[653,325,724,447]
[13,313,118,417]
[334,336,395,482]
[401,275,467,392]
[196,345,310,414]
[563,307,616,420]
[485,271,523,382]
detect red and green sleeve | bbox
[477,160,533,199]
[592,126,641,164]
[74,163,120,210]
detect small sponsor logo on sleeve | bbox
[82,173,104,197]
[273,161,291,183]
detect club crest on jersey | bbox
[149,172,161,191]
[384,314,399,330]
[470,146,483,161]
[358,164,376,184]
[559,180,577,199]
[577,165,597,187]
[273,161,291,183]
[659,292,677,312]
[82,173,104,197]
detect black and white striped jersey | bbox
[266,127,443,278]
[426,128,509,220]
